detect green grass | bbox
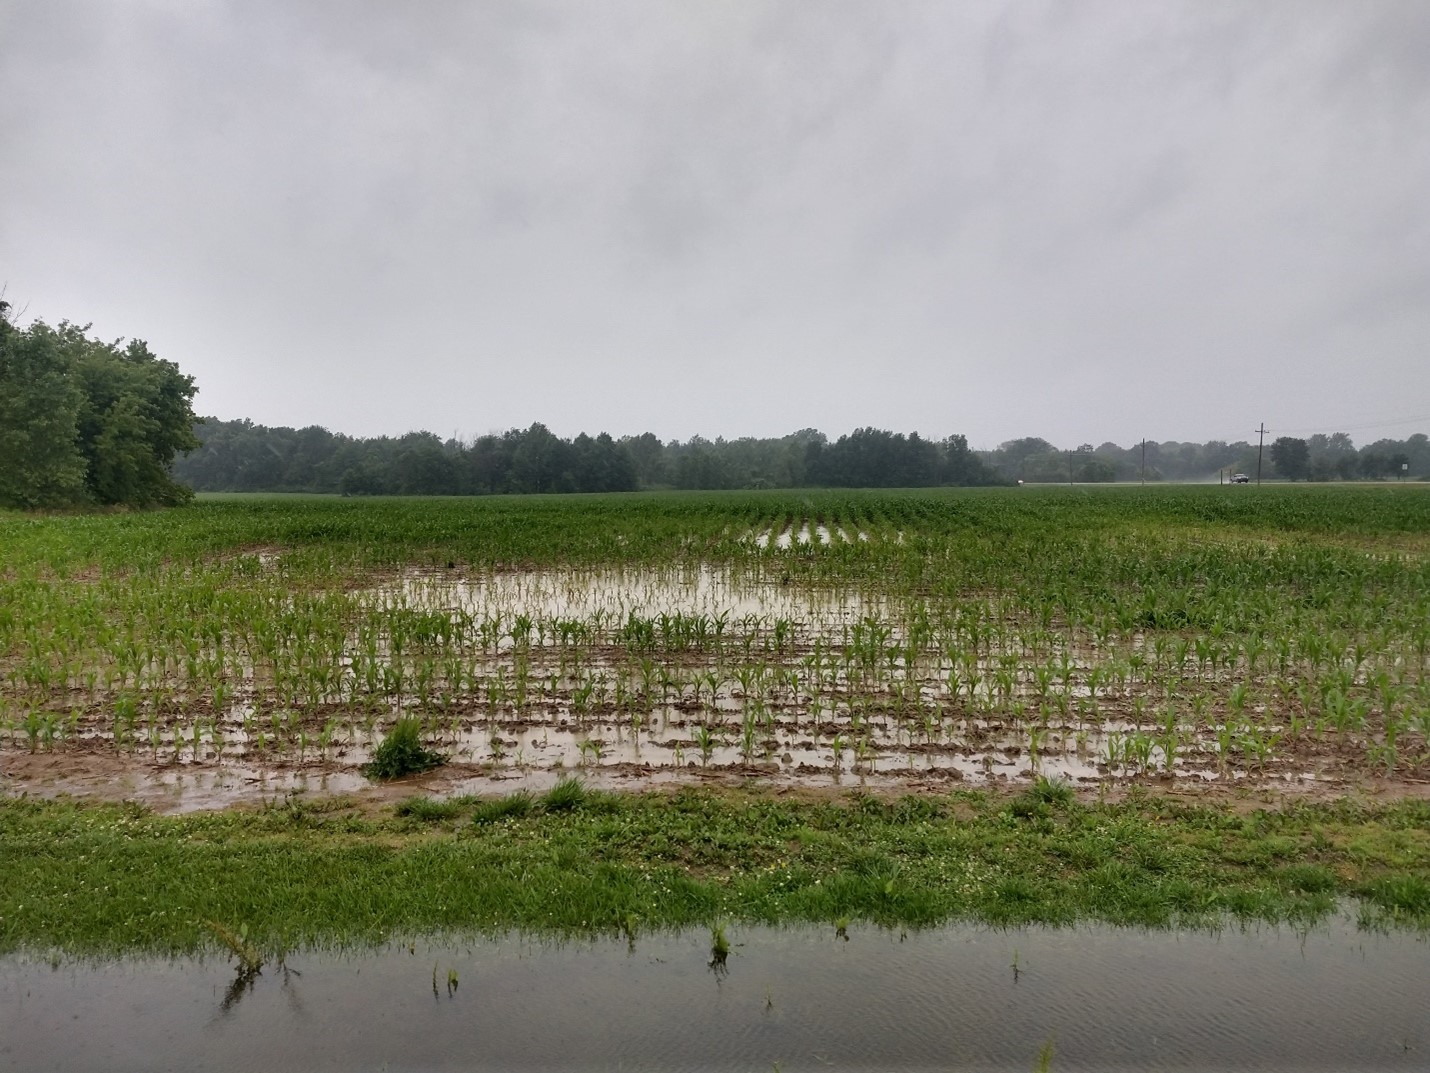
[470,791,533,825]
[393,795,473,822]
[2,789,1428,958]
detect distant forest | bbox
[989,432,1428,485]
[172,419,1430,496]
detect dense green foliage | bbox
[985,432,1429,484]
[1271,436,1312,481]
[173,420,1005,494]
[0,307,199,508]
[2,789,1428,955]
[4,482,1425,573]
[174,418,1429,494]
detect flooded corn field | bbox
[6,535,1429,809]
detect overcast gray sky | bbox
[3,1,1428,449]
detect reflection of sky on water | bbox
[4,917,1427,1071]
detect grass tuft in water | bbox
[1362,875,1430,917]
[206,920,263,976]
[709,921,730,970]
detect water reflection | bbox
[3,918,1427,1071]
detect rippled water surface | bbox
[3,919,1426,1071]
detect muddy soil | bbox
[5,563,1426,813]
[5,737,1430,815]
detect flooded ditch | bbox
[3,917,1426,1071]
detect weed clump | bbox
[1029,776,1075,808]
[541,777,589,812]
[1008,795,1048,821]
[363,718,444,780]
[472,792,534,825]
[1273,863,1337,894]
[395,795,467,821]
[709,921,730,971]
[1363,875,1430,917]
[1011,777,1075,820]
[467,781,615,825]
[206,919,263,975]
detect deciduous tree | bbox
[1270,436,1310,481]
[0,310,198,509]
[0,311,88,507]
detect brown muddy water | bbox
[3,918,1426,1072]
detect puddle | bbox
[2,918,1425,1071]
[16,763,371,813]
[752,526,858,548]
[388,563,885,629]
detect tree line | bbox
[5,302,1423,507]
[0,308,199,509]
[983,433,1429,484]
[173,421,1006,495]
[174,420,1430,496]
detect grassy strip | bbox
[3,783,1429,957]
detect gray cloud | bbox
[3,0,1427,447]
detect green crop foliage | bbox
[0,485,1426,794]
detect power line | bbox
[1270,411,1430,436]
[1168,411,1429,448]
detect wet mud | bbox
[4,564,1427,812]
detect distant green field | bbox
[7,482,1430,567]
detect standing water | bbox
[2,918,1425,1071]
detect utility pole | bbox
[1140,439,1146,486]
[1255,424,1267,486]
[1067,450,1074,486]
